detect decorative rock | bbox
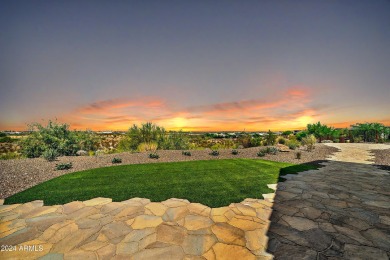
[76,150,88,156]
[276,144,290,152]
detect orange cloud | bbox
[51,86,326,131]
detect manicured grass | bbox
[5,159,317,207]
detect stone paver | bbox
[267,143,390,259]
[0,196,274,259]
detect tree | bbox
[307,122,333,142]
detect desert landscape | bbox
[1,1,390,259]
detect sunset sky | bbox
[1,1,389,131]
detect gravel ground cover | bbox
[371,147,390,166]
[0,144,339,199]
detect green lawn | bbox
[5,159,317,207]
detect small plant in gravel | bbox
[296,151,302,160]
[287,140,300,150]
[55,162,72,170]
[231,149,239,155]
[209,150,219,156]
[257,150,266,157]
[112,157,122,164]
[303,134,316,152]
[267,147,278,155]
[149,152,160,159]
[42,148,58,161]
[182,151,191,156]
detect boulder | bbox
[276,144,290,152]
[76,150,88,156]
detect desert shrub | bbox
[164,131,190,150]
[251,137,262,147]
[149,152,160,159]
[112,157,122,164]
[137,142,158,152]
[278,138,286,145]
[296,151,302,159]
[296,131,308,141]
[117,136,133,152]
[0,152,21,160]
[209,150,219,156]
[282,130,293,137]
[0,135,14,143]
[238,135,262,148]
[121,123,189,151]
[88,151,95,156]
[267,147,278,155]
[257,150,266,157]
[231,149,239,155]
[287,140,300,150]
[220,139,236,149]
[237,134,252,148]
[265,130,276,146]
[74,131,101,151]
[258,147,278,156]
[302,134,316,151]
[55,162,72,170]
[21,120,79,158]
[42,148,58,161]
[182,151,191,156]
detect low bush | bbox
[287,140,300,150]
[149,153,160,159]
[182,151,191,156]
[55,162,72,170]
[0,152,21,160]
[0,136,14,143]
[112,157,122,164]
[231,149,239,155]
[302,134,316,152]
[296,151,301,159]
[209,150,219,156]
[258,147,278,156]
[278,138,286,145]
[267,147,278,155]
[137,142,158,152]
[42,148,58,161]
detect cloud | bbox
[56,86,327,131]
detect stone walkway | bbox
[267,143,390,259]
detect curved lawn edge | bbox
[4,159,319,207]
